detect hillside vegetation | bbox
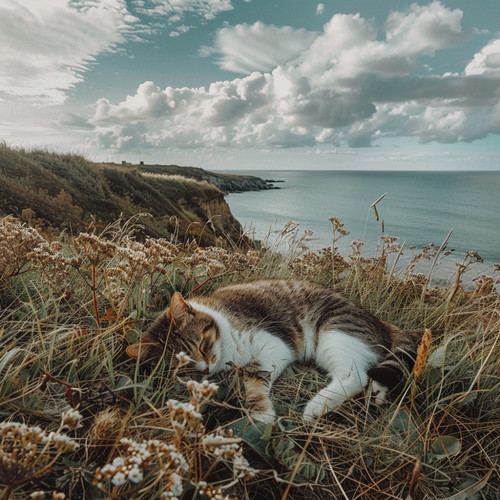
[0,144,268,246]
[0,211,498,499]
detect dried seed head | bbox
[414,329,432,381]
[0,420,78,486]
[89,407,124,448]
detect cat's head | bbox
[126,292,221,374]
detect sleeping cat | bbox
[127,279,416,423]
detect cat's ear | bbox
[126,332,162,360]
[167,292,192,325]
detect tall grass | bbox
[0,213,498,499]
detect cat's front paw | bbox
[303,397,329,422]
[251,409,275,425]
[371,381,389,405]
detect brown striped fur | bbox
[128,280,417,421]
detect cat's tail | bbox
[367,321,417,401]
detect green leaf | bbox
[0,347,20,374]
[428,344,447,368]
[390,408,420,437]
[273,435,326,483]
[429,435,461,460]
[228,418,273,464]
[442,469,492,500]
[114,374,147,392]
[273,436,296,468]
[427,366,443,386]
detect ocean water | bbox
[222,170,500,285]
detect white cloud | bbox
[132,0,234,37]
[464,39,500,76]
[384,1,466,55]
[133,0,233,22]
[0,0,137,104]
[316,4,325,16]
[89,2,500,151]
[95,122,151,151]
[202,22,317,74]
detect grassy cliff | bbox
[0,144,261,246]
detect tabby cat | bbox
[127,279,416,423]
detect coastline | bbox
[221,169,500,288]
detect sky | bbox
[1,0,500,170]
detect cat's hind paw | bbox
[371,380,389,405]
[250,409,275,425]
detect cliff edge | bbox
[0,146,269,246]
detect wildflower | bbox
[202,433,241,458]
[198,484,235,500]
[73,232,117,266]
[351,239,364,256]
[48,432,80,453]
[176,351,193,367]
[465,250,484,264]
[380,235,402,254]
[187,379,219,404]
[111,471,127,487]
[61,408,83,431]
[30,492,46,499]
[329,216,350,241]
[0,420,78,489]
[167,400,203,435]
[94,437,189,494]
[202,428,258,481]
[27,240,77,288]
[128,466,143,483]
[0,216,46,282]
[233,454,258,479]
[162,472,184,498]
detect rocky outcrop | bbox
[138,164,278,193]
[199,173,276,193]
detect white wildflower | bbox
[61,408,83,430]
[111,471,127,487]
[175,351,193,366]
[128,466,143,483]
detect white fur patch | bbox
[315,330,378,379]
[371,380,389,405]
[303,330,378,420]
[251,329,296,382]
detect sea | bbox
[221,170,500,287]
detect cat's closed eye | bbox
[202,322,215,334]
[199,339,211,354]
[182,340,197,354]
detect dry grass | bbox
[0,214,499,499]
[140,173,215,190]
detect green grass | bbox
[0,215,499,499]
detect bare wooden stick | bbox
[371,193,387,207]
